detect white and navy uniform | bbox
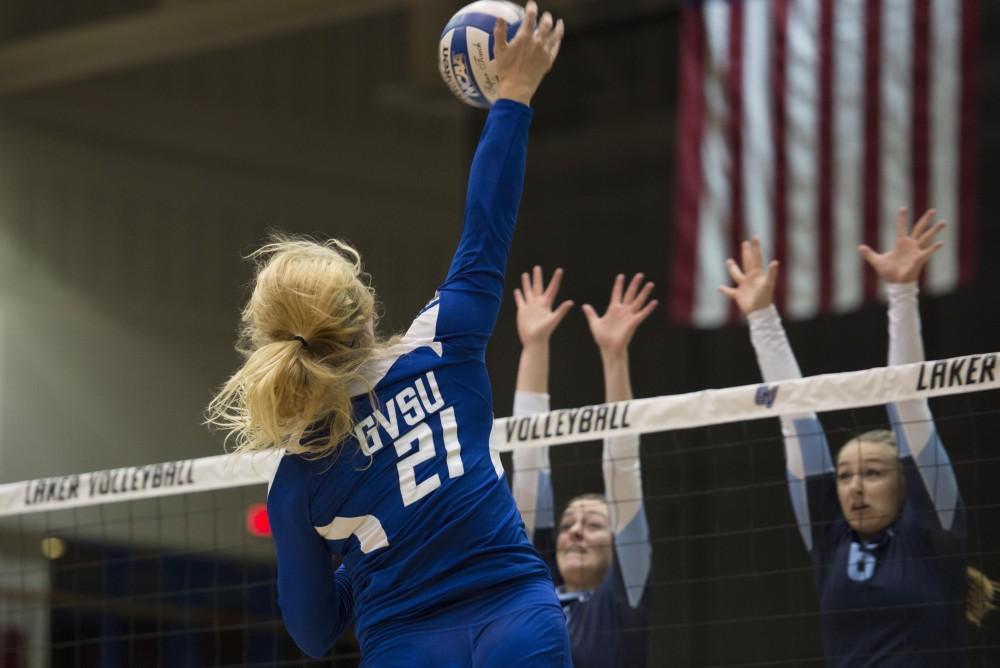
[512,391,653,668]
[266,100,570,667]
[749,283,966,667]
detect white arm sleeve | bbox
[747,305,832,551]
[885,282,959,531]
[604,433,651,608]
[511,391,555,536]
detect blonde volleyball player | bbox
[208,4,572,666]
[510,267,655,668]
[720,209,995,667]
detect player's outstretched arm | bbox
[512,266,573,540]
[583,273,656,607]
[720,239,833,550]
[861,207,960,532]
[439,2,565,344]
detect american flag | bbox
[670,0,979,327]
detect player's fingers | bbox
[543,267,564,300]
[633,281,655,310]
[765,260,780,289]
[725,258,745,283]
[718,285,739,299]
[917,221,946,248]
[911,208,935,238]
[494,17,508,51]
[546,20,565,59]
[895,206,908,239]
[581,303,598,324]
[623,273,644,303]
[857,244,876,263]
[521,271,532,298]
[513,288,524,308]
[521,1,538,37]
[919,241,945,260]
[532,265,544,295]
[537,10,554,39]
[609,273,625,304]
[634,299,659,323]
[551,299,575,324]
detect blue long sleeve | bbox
[438,99,533,347]
[268,462,355,658]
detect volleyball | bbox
[439,1,524,108]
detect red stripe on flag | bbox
[770,0,790,313]
[911,0,930,291]
[727,1,745,323]
[670,5,707,323]
[862,0,882,302]
[958,0,979,285]
[817,0,834,313]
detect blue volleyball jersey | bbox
[807,458,967,667]
[266,100,556,658]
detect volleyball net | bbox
[1,352,997,666]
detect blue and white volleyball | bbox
[439,1,524,109]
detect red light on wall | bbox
[246,503,271,537]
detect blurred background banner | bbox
[671,0,980,327]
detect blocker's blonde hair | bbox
[207,235,383,459]
[838,429,997,625]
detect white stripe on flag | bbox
[742,0,774,260]
[879,0,913,290]
[693,1,731,327]
[784,0,820,319]
[927,0,960,293]
[832,0,865,313]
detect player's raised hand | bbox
[582,273,657,359]
[514,266,574,349]
[719,237,779,315]
[858,207,946,284]
[495,1,565,105]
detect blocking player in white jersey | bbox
[509,267,655,668]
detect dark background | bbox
[0,0,996,665]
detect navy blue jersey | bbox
[807,458,967,667]
[557,553,650,668]
[512,391,652,668]
[266,100,557,658]
[748,286,969,668]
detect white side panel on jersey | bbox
[315,515,389,553]
[349,299,443,397]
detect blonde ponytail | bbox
[207,235,382,459]
[967,566,999,626]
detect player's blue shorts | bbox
[360,601,571,668]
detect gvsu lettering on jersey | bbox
[915,353,996,391]
[353,371,446,456]
[504,402,632,444]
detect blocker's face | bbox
[836,440,905,539]
[556,499,613,592]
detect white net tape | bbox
[1,351,995,518]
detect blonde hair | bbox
[207,235,382,459]
[839,430,998,625]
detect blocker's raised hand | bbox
[719,237,779,316]
[494,1,565,105]
[858,207,946,284]
[583,273,657,358]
